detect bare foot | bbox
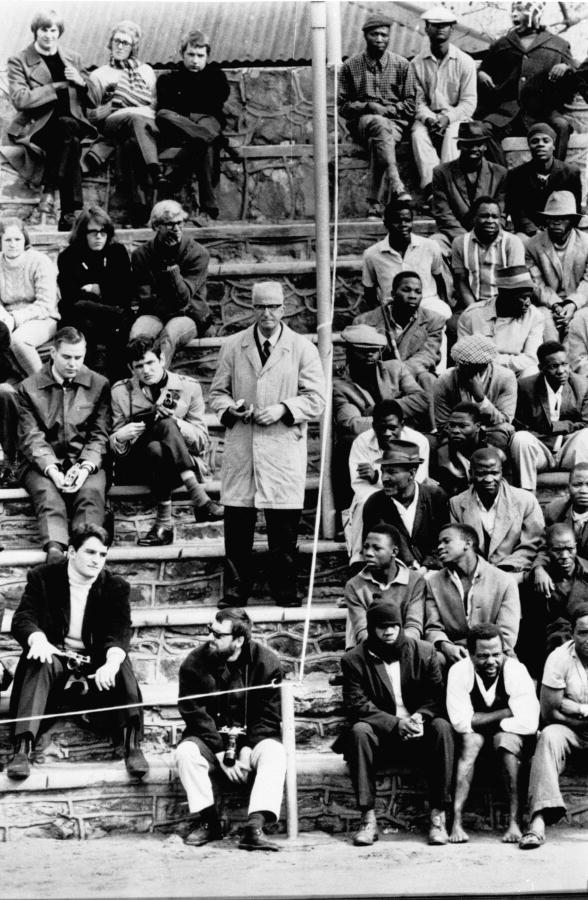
[502,822,522,843]
[449,824,469,843]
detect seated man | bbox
[333,324,428,508]
[512,341,588,491]
[526,192,588,341]
[344,523,425,648]
[450,447,545,585]
[359,200,450,320]
[338,14,415,215]
[434,334,517,453]
[452,197,525,308]
[567,305,588,378]
[129,200,213,368]
[110,337,222,546]
[505,123,582,242]
[541,462,588,560]
[431,120,507,254]
[16,327,110,565]
[362,440,449,571]
[433,402,488,497]
[155,29,230,224]
[446,624,539,845]
[345,399,429,566]
[425,524,521,666]
[7,524,148,781]
[521,604,588,849]
[333,600,455,846]
[457,265,545,377]
[410,6,477,197]
[175,607,285,851]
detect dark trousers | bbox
[13,654,143,741]
[223,506,301,605]
[66,303,129,381]
[0,382,19,464]
[347,718,454,811]
[156,109,221,212]
[23,468,107,548]
[115,417,197,500]
[33,114,86,213]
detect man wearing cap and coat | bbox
[338,13,416,216]
[333,599,454,847]
[434,334,517,452]
[506,123,582,240]
[209,281,325,608]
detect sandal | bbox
[519,830,545,850]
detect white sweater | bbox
[0,249,59,329]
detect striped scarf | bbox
[110,57,152,109]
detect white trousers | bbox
[510,429,588,491]
[175,737,286,822]
[411,119,462,188]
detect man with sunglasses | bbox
[210,281,325,608]
[129,199,213,368]
[175,607,286,850]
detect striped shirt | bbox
[338,50,416,126]
[452,230,526,303]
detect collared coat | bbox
[544,495,588,559]
[7,44,96,186]
[16,362,110,474]
[424,556,520,653]
[344,560,425,646]
[514,372,588,450]
[353,305,445,376]
[432,158,507,241]
[434,363,517,430]
[505,159,582,236]
[450,480,545,574]
[209,324,325,508]
[526,229,588,311]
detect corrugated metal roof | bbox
[0,0,492,69]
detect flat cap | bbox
[341,324,387,347]
[378,440,423,467]
[252,281,284,304]
[421,5,457,23]
[362,12,392,32]
[451,334,498,365]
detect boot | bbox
[124,726,149,780]
[7,734,33,780]
[353,809,378,846]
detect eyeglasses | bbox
[208,625,232,639]
[113,37,132,46]
[161,220,185,231]
[87,228,108,237]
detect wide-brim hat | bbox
[457,121,488,144]
[341,324,387,348]
[421,5,457,23]
[539,190,583,225]
[495,265,534,293]
[378,440,424,467]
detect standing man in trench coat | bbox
[210,282,326,608]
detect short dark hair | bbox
[365,522,403,549]
[572,604,588,627]
[570,462,588,480]
[471,447,504,470]
[69,523,111,551]
[53,326,86,348]
[537,341,566,365]
[471,195,500,217]
[384,198,414,224]
[68,207,115,247]
[546,522,576,545]
[439,523,480,552]
[30,9,64,36]
[216,607,252,642]
[125,337,161,365]
[392,270,421,293]
[467,623,503,655]
[180,29,211,54]
[449,401,481,423]
[372,399,404,424]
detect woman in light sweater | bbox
[0,218,59,374]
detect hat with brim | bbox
[496,265,534,293]
[456,121,488,145]
[362,13,392,32]
[539,190,583,225]
[378,440,423,467]
[421,5,457,23]
[341,324,387,348]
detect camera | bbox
[219,725,246,767]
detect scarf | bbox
[366,630,406,663]
[110,57,152,109]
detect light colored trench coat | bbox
[210,324,326,508]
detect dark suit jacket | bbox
[506,159,582,236]
[432,158,507,241]
[362,482,450,567]
[333,637,445,752]
[353,305,445,376]
[541,495,588,560]
[514,373,588,451]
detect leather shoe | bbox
[353,817,378,846]
[125,746,149,780]
[184,821,223,847]
[238,825,280,852]
[138,524,174,546]
[58,213,76,233]
[7,737,32,780]
[194,500,223,523]
[217,595,248,609]
[45,542,66,565]
[428,814,449,845]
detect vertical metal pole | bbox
[326,1,342,67]
[281,681,298,839]
[311,0,336,540]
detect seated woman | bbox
[7,9,95,232]
[84,21,159,227]
[57,207,132,380]
[0,218,59,375]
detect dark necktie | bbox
[262,340,272,365]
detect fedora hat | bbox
[457,121,488,144]
[539,190,582,224]
[496,265,534,293]
[378,440,423,467]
